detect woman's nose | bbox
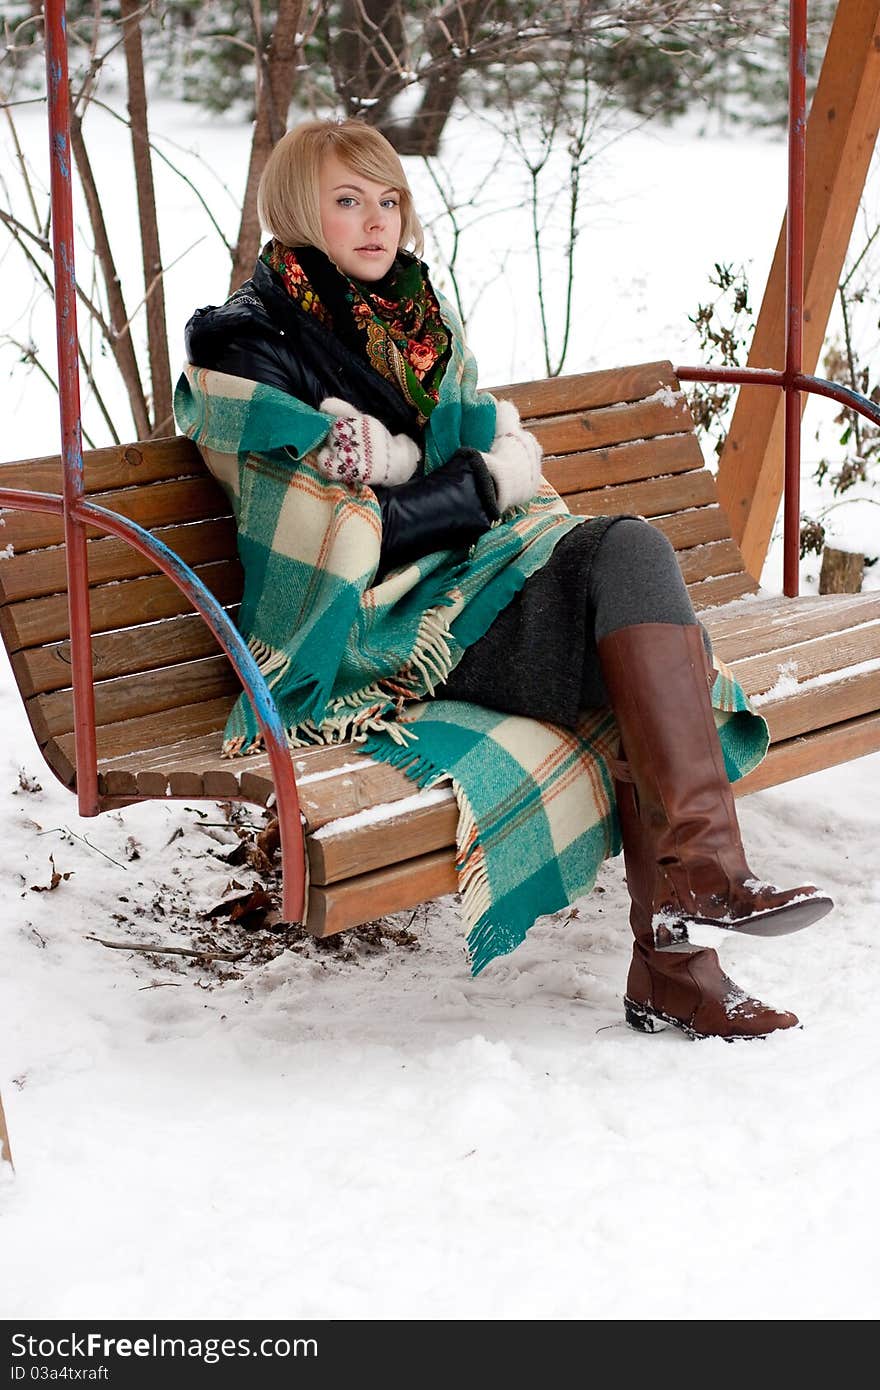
[365,204,385,229]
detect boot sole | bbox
[624,996,779,1042]
[655,892,834,949]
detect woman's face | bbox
[317,151,402,281]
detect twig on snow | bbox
[37,826,129,869]
[86,936,246,962]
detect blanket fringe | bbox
[453,789,492,927]
[466,915,506,978]
[221,599,460,759]
[290,706,419,749]
[358,734,499,975]
[358,734,447,789]
[278,601,458,753]
[247,635,292,688]
[404,606,457,695]
[326,602,457,717]
[452,787,506,977]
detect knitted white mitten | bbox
[315,397,420,487]
[481,398,543,513]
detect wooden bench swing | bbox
[1,1,879,1095]
[2,355,880,940]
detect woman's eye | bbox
[337,197,356,208]
[382,198,399,209]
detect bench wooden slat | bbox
[99,768,140,799]
[704,592,880,661]
[4,477,229,554]
[98,738,430,843]
[98,734,342,780]
[51,696,238,782]
[759,667,880,742]
[13,608,236,696]
[308,791,459,884]
[676,539,749,586]
[0,436,202,495]
[289,743,387,779]
[566,468,719,521]
[95,738,387,813]
[688,573,759,609]
[34,653,239,737]
[100,762,256,803]
[198,765,246,799]
[544,431,705,493]
[735,709,880,793]
[165,767,216,798]
[295,757,430,834]
[531,396,693,456]
[0,516,238,605]
[497,361,679,418]
[0,560,243,652]
[96,731,232,774]
[651,506,735,550]
[307,848,458,936]
[728,622,880,696]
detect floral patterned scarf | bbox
[261,240,452,426]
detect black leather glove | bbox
[372,448,500,579]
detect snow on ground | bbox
[1,98,879,1320]
[1,662,878,1320]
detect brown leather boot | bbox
[599,623,833,943]
[623,941,800,1040]
[615,775,799,1040]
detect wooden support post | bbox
[819,546,865,593]
[0,1090,13,1172]
[717,0,880,580]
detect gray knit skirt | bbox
[434,515,704,730]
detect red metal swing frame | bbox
[2,0,879,932]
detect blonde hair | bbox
[257,118,424,259]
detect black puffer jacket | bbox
[184,258,500,578]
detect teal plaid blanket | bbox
[174,350,769,974]
[173,356,584,752]
[361,668,767,974]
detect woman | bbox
[178,118,832,1041]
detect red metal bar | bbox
[44,0,99,813]
[78,500,307,923]
[0,485,307,924]
[677,365,880,432]
[37,0,305,917]
[784,0,808,596]
[793,372,880,426]
[0,489,64,516]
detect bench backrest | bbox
[0,360,754,788]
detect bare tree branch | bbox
[120,0,172,434]
[69,109,151,435]
[229,0,309,292]
[1,336,103,448]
